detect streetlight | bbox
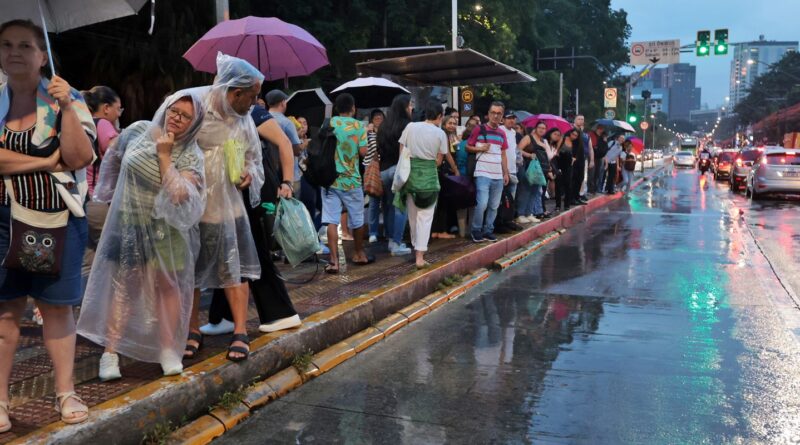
[474,3,482,11]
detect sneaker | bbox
[471,232,485,243]
[160,351,183,376]
[390,243,412,256]
[529,216,541,223]
[199,318,235,336]
[516,216,531,224]
[483,233,498,242]
[99,352,122,382]
[259,314,302,333]
[368,235,378,244]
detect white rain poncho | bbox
[77,89,207,365]
[190,53,265,288]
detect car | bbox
[729,149,761,192]
[713,150,737,180]
[746,147,800,199]
[673,150,695,168]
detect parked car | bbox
[730,149,762,192]
[713,150,737,180]
[674,150,695,168]
[746,147,800,199]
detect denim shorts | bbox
[321,187,365,229]
[0,205,88,306]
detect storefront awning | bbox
[355,49,536,87]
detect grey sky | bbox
[612,0,800,108]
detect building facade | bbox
[729,36,798,107]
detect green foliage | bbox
[140,420,174,445]
[49,0,630,122]
[435,274,463,291]
[211,386,248,412]
[292,350,314,375]
[735,52,800,126]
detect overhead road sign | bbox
[630,40,681,65]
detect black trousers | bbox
[208,203,298,325]
[556,166,572,208]
[605,163,618,193]
[570,159,585,201]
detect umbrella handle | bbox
[36,0,56,77]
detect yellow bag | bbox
[223,139,246,184]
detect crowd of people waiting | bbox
[0,19,639,431]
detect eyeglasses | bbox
[167,107,193,122]
[488,111,503,116]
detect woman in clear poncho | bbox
[76,89,206,377]
[185,53,265,362]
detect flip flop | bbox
[351,255,376,266]
[183,331,204,360]
[226,333,250,362]
[324,264,339,274]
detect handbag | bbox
[2,178,69,276]
[391,148,411,193]
[363,155,383,198]
[439,173,477,210]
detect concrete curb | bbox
[11,167,665,445]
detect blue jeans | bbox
[368,165,407,244]
[471,176,504,235]
[595,165,607,194]
[516,180,543,217]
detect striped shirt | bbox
[363,131,378,167]
[467,124,508,180]
[0,126,65,210]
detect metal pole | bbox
[451,0,458,115]
[641,98,647,173]
[625,77,631,119]
[575,88,580,115]
[558,72,564,116]
[215,0,229,22]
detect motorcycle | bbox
[698,157,711,174]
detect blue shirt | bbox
[270,111,302,180]
[581,132,591,157]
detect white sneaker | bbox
[160,351,183,376]
[528,216,541,223]
[199,318,235,336]
[258,314,302,333]
[99,352,122,382]
[390,242,412,256]
[516,216,531,224]
[369,235,378,244]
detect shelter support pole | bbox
[558,72,563,116]
[575,88,579,115]
[451,0,458,117]
[215,0,229,22]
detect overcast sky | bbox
[611,0,800,108]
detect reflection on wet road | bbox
[218,168,800,445]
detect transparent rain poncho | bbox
[189,53,266,288]
[77,89,207,365]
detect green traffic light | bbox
[627,115,638,123]
[715,43,728,55]
[698,46,709,56]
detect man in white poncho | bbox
[186,53,265,362]
[77,88,207,378]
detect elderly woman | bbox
[77,89,206,380]
[0,19,96,430]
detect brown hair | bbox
[0,20,46,51]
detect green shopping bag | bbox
[273,198,319,267]
[526,159,547,186]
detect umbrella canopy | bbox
[626,136,645,155]
[594,119,636,133]
[286,88,332,129]
[522,114,573,134]
[330,77,410,109]
[183,16,329,81]
[513,110,533,121]
[6,0,149,76]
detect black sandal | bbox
[183,331,204,360]
[227,333,250,362]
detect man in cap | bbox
[266,89,308,192]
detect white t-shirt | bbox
[398,121,449,160]
[502,126,518,175]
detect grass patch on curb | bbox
[435,274,463,291]
[292,350,314,381]
[211,386,248,412]
[141,420,174,445]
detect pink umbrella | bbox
[626,136,645,154]
[522,114,573,134]
[183,16,329,82]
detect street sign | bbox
[640,121,650,130]
[630,40,681,65]
[459,87,474,116]
[603,88,617,108]
[604,109,616,119]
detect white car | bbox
[746,147,800,199]
[674,151,695,168]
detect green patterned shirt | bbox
[330,116,367,191]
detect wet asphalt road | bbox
[217,166,800,445]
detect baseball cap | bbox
[265,89,289,106]
[503,110,516,119]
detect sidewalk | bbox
[2,166,663,445]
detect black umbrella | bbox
[286,88,332,129]
[330,77,410,109]
[593,118,636,133]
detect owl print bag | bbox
[2,178,69,276]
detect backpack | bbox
[624,153,637,171]
[466,124,488,177]
[302,123,338,189]
[493,186,516,232]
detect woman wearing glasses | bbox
[77,89,207,380]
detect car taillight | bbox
[736,158,743,167]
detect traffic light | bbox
[714,29,729,55]
[696,30,711,57]
[627,113,638,124]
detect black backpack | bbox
[303,123,338,189]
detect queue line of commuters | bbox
[0,18,640,431]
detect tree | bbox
[734,52,800,126]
